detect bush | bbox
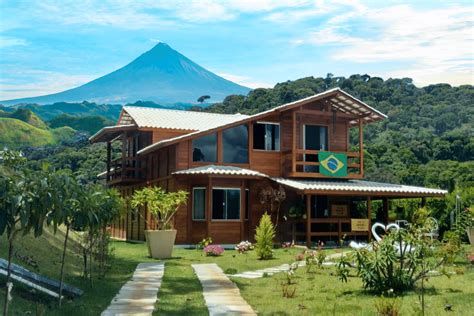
[374,296,401,316]
[196,237,213,250]
[255,212,275,260]
[203,245,224,256]
[235,241,254,254]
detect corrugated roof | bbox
[119,106,249,131]
[137,88,388,155]
[173,165,268,178]
[272,178,447,196]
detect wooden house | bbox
[90,88,446,246]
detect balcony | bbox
[106,156,146,185]
[284,149,363,179]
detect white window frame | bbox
[254,121,281,152]
[211,187,241,221]
[192,187,206,221]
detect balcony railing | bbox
[106,156,146,184]
[284,149,363,178]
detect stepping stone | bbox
[193,263,256,316]
[101,262,164,316]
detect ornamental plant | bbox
[196,237,213,250]
[204,245,225,256]
[131,186,188,230]
[255,212,275,260]
[235,241,254,254]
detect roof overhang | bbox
[173,165,268,179]
[272,178,447,198]
[89,124,137,143]
[137,88,388,156]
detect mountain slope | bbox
[1,43,250,106]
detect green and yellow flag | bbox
[319,152,347,177]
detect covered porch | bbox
[274,178,447,248]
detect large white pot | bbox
[145,229,177,259]
[467,226,474,246]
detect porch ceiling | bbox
[89,124,137,143]
[272,178,447,197]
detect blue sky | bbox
[0,0,473,100]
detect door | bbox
[303,125,328,172]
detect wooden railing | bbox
[106,156,146,184]
[284,149,363,178]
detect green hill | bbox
[48,114,114,135]
[0,109,76,148]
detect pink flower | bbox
[204,245,225,256]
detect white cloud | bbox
[300,4,474,85]
[0,36,28,48]
[0,69,96,100]
[217,72,273,89]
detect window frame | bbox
[192,187,207,221]
[211,187,241,221]
[253,121,281,152]
[192,132,218,163]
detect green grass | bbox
[1,235,473,315]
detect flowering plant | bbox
[235,241,254,254]
[203,245,224,256]
[467,254,474,265]
[281,241,293,248]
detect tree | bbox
[255,212,275,260]
[197,95,210,104]
[0,165,53,315]
[259,185,286,229]
[131,187,187,230]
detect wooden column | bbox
[121,132,127,179]
[421,197,426,207]
[217,132,223,164]
[306,194,311,248]
[240,180,245,241]
[359,118,364,177]
[292,111,297,173]
[106,141,111,182]
[248,123,253,165]
[367,196,372,241]
[383,197,389,224]
[206,177,212,237]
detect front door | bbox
[303,125,328,172]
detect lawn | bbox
[1,233,473,315]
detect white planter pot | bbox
[467,226,474,246]
[145,229,177,259]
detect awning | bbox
[173,165,268,178]
[89,124,137,143]
[272,178,447,197]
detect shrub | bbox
[374,296,401,316]
[281,241,293,248]
[255,212,275,260]
[225,268,238,275]
[196,237,213,250]
[203,245,224,256]
[235,241,254,254]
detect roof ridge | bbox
[123,105,249,117]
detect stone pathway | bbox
[192,263,256,315]
[231,251,347,279]
[102,262,164,316]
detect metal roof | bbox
[173,165,268,178]
[119,106,249,131]
[89,124,136,142]
[272,178,447,196]
[137,88,387,155]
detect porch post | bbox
[359,118,364,177]
[292,111,297,173]
[367,196,372,241]
[106,141,111,182]
[421,197,426,207]
[306,194,311,248]
[383,197,389,224]
[206,177,212,238]
[240,180,245,241]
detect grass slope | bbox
[0,118,75,148]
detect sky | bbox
[0,0,473,100]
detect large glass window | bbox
[304,125,329,172]
[192,188,206,220]
[192,133,217,162]
[253,122,280,151]
[212,188,241,220]
[223,125,248,163]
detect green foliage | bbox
[374,296,401,316]
[48,114,114,135]
[131,187,188,230]
[337,210,463,294]
[196,237,213,250]
[255,212,275,260]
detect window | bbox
[212,188,241,220]
[223,125,248,163]
[192,133,217,162]
[303,125,329,172]
[253,122,280,151]
[192,188,206,220]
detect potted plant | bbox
[131,187,188,259]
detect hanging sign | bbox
[319,152,348,177]
[351,219,369,231]
[331,205,348,217]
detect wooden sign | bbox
[331,205,348,217]
[351,219,369,232]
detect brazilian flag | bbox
[319,152,347,177]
